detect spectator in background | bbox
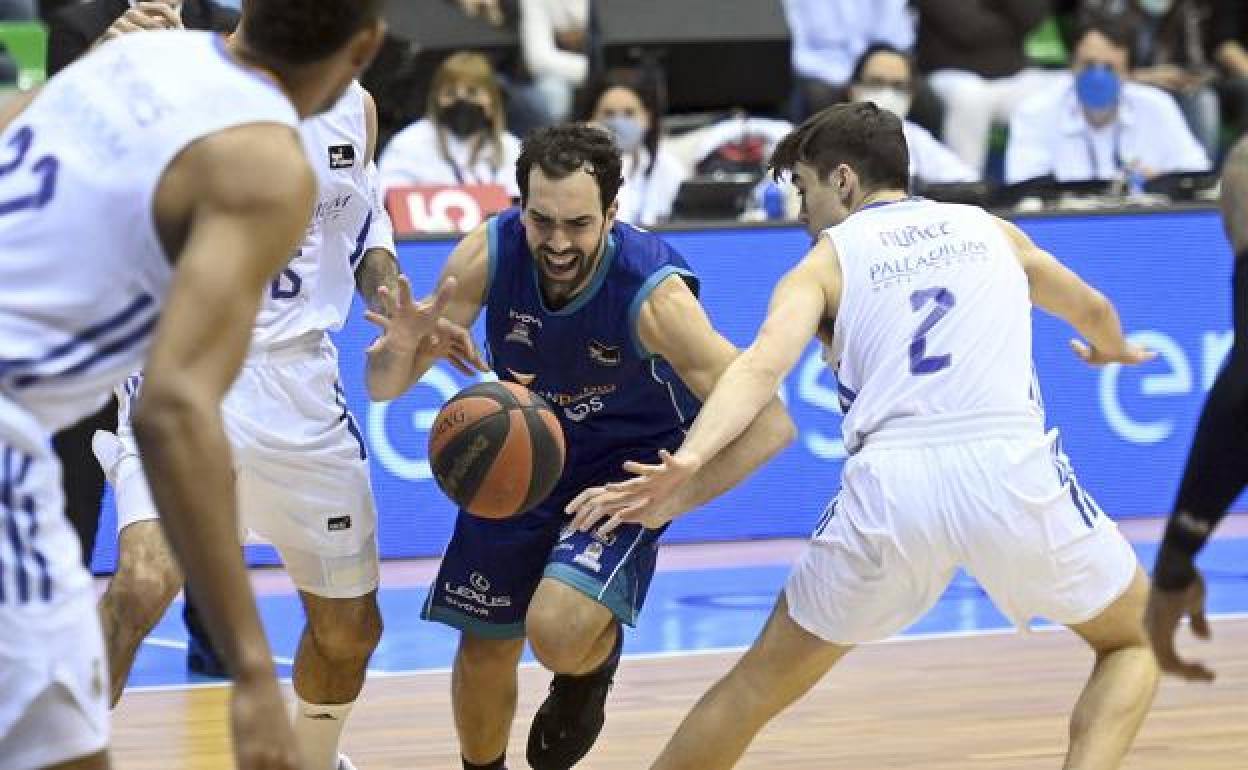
[1006,18,1209,185]
[512,0,590,129]
[454,0,507,27]
[585,68,687,227]
[1065,1,1220,162]
[380,51,522,199]
[47,0,237,75]
[848,44,978,185]
[782,0,915,119]
[917,0,1061,174]
[1210,0,1248,138]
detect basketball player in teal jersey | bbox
[365,123,796,770]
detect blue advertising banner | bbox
[90,210,1243,570]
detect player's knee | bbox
[308,598,383,662]
[526,611,602,674]
[456,634,524,674]
[112,556,180,622]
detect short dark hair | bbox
[242,0,385,66]
[516,123,624,213]
[769,103,909,192]
[849,43,915,86]
[1071,13,1134,58]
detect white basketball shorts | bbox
[109,334,379,598]
[785,413,1138,645]
[1,396,108,768]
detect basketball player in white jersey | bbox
[0,2,415,768]
[570,103,1161,769]
[91,76,450,770]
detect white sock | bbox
[292,697,355,770]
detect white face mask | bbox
[1137,0,1173,16]
[855,85,912,120]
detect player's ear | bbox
[836,164,857,205]
[348,18,387,72]
[604,197,619,228]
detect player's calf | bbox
[98,520,182,706]
[1066,568,1159,770]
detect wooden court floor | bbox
[111,617,1248,769]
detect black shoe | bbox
[526,631,622,770]
[186,632,228,678]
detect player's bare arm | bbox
[569,239,837,530]
[365,224,490,400]
[568,275,798,532]
[997,217,1155,367]
[132,124,314,770]
[1142,135,1248,684]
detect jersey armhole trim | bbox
[628,266,697,359]
[484,215,500,305]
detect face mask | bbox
[438,99,489,139]
[856,86,912,119]
[1075,64,1121,112]
[1137,0,1173,17]
[604,115,645,152]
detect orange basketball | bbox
[428,380,566,519]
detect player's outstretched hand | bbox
[99,2,184,44]
[1145,572,1216,683]
[1069,338,1157,367]
[365,275,488,375]
[566,449,701,536]
[230,672,301,769]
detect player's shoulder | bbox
[184,123,313,208]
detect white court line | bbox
[125,611,1248,695]
[141,637,297,667]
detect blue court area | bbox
[126,537,1248,691]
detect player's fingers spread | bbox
[363,310,390,329]
[600,514,624,537]
[1189,608,1212,639]
[567,487,604,515]
[621,460,660,477]
[431,275,456,313]
[1177,660,1216,683]
[137,2,182,25]
[448,356,475,377]
[398,275,415,308]
[573,506,603,532]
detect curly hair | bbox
[516,123,624,213]
[242,0,386,66]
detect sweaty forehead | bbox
[526,167,602,219]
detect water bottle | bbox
[761,180,787,220]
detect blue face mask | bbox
[1075,64,1121,112]
[604,115,645,152]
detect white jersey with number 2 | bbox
[823,198,1043,454]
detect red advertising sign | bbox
[386,184,513,236]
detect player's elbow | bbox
[131,376,208,456]
[1075,288,1115,331]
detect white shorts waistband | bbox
[861,411,1045,451]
